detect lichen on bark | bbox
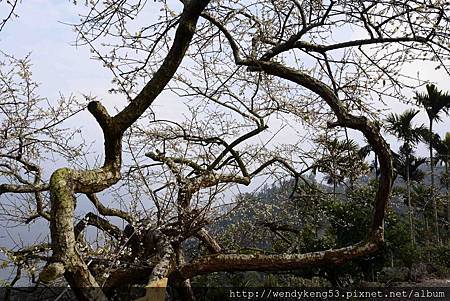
[39,1,212,300]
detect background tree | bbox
[385,109,425,246]
[423,131,450,244]
[314,136,368,197]
[434,133,450,243]
[415,84,450,244]
[359,143,380,181]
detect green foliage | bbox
[326,186,373,246]
[213,122,450,287]
[385,212,420,267]
[215,171,449,287]
[385,109,425,145]
[415,84,450,123]
[313,136,369,189]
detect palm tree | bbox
[385,109,425,246]
[314,137,367,198]
[358,144,380,180]
[415,84,450,244]
[392,150,428,236]
[358,122,383,180]
[392,150,427,184]
[432,133,450,244]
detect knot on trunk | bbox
[39,262,65,283]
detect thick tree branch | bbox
[1,243,50,262]
[41,2,211,298]
[0,183,48,194]
[195,228,222,254]
[173,55,393,282]
[240,59,393,235]
[141,230,175,300]
[74,212,123,241]
[113,0,211,132]
[104,265,154,290]
[177,234,383,279]
[293,36,430,54]
[200,13,243,64]
[86,193,133,223]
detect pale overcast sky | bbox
[1,0,449,157]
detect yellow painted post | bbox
[135,277,168,301]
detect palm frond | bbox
[415,84,450,121]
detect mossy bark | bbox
[178,232,383,278]
[39,1,212,300]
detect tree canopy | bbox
[1,1,450,300]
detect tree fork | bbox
[39,1,212,300]
[242,60,393,236]
[171,58,393,281]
